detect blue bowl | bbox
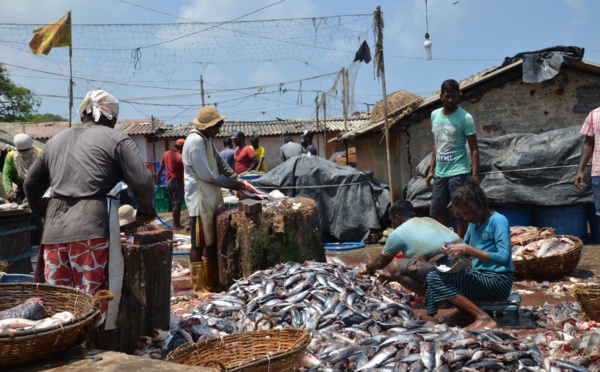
[1,274,34,283]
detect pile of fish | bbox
[0,297,76,334]
[512,236,577,260]
[135,261,600,371]
[510,226,554,245]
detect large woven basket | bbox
[165,324,311,372]
[0,283,110,368]
[573,284,600,322]
[512,235,583,280]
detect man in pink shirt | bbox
[232,131,258,174]
[575,107,600,229]
[156,138,185,229]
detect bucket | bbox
[532,205,588,242]
[588,203,600,243]
[493,207,533,227]
[1,274,34,283]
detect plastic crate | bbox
[155,198,173,213]
[156,185,169,199]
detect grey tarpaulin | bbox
[252,156,390,242]
[405,126,592,208]
[500,46,584,83]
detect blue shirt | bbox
[219,148,235,170]
[383,217,459,259]
[464,212,514,273]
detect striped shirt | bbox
[580,107,600,176]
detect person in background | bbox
[424,177,513,330]
[232,131,258,174]
[359,200,460,296]
[220,137,235,170]
[24,90,155,316]
[3,133,41,203]
[575,106,600,235]
[302,130,317,156]
[280,136,303,161]
[250,135,267,172]
[183,106,245,295]
[156,138,186,230]
[425,79,479,238]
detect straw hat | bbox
[118,205,137,226]
[193,106,227,130]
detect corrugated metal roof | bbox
[156,114,371,139]
[0,119,164,139]
[0,128,45,151]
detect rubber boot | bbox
[190,262,208,297]
[202,256,221,293]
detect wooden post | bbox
[96,230,173,354]
[374,6,394,203]
[200,74,205,107]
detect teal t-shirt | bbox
[382,217,459,258]
[431,107,476,177]
[464,212,514,273]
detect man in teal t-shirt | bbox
[425,79,479,238]
[359,200,460,296]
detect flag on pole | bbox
[29,11,71,56]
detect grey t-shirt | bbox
[280,142,304,161]
[25,123,155,244]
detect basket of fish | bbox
[0,283,111,368]
[573,283,600,322]
[510,226,554,245]
[511,234,582,280]
[165,317,311,372]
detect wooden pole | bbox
[69,42,73,128]
[374,6,394,203]
[200,74,205,107]
[322,93,327,158]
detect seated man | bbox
[359,200,460,296]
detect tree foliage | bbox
[0,63,40,122]
[26,113,67,122]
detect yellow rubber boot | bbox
[190,261,208,297]
[202,256,221,293]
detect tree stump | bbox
[96,230,173,354]
[216,197,324,287]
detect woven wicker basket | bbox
[512,235,582,280]
[573,284,600,321]
[0,283,110,369]
[165,321,311,372]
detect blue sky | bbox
[0,0,598,124]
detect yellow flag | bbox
[29,12,72,56]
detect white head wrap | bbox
[78,90,119,122]
[14,133,33,151]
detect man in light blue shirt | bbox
[359,200,460,296]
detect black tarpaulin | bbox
[501,46,584,83]
[252,156,390,243]
[405,126,592,208]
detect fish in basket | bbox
[0,283,112,369]
[573,283,600,322]
[165,317,311,372]
[511,234,583,280]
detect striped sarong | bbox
[425,267,513,317]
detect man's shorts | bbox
[396,258,436,284]
[429,173,468,218]
[166,177,185,204]
[592,176,600,215]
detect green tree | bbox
[0,63,40,122]
[26,113,67,122]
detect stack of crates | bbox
[155,185,172,213]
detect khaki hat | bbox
[193,106,227,130]
[118,205,137,226]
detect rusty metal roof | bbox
[0,119,164,139]
[0,128,46,151]
[156,114,371,139]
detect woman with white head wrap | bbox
[3,133,41,202]
[24,89,155,327]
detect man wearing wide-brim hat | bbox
[182,106,245,295]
